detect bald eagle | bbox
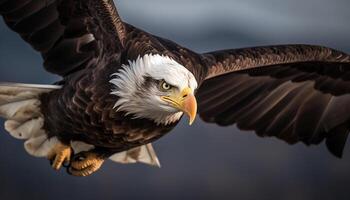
[0,0,349,177]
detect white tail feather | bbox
[109,144,161,167]
[0,83,60,157]
[0,82,62,90]
[5,118,44,140]
[25,135,60,157]
[0,99,41,121]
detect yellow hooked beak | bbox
[161,87,197,125]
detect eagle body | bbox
[1,0,350,176]
[39,56,178,157]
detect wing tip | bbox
[326,130,349,159]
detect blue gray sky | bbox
[0,0,349,200]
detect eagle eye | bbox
[160,81,173,91]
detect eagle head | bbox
[110,54,198,125]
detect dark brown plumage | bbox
[0,0,349,176]
[197,45,350,157]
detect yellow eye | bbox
[161,82,172,91]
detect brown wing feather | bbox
[198,45,350,157]
[0,0,126,76]
[203,45,350,79]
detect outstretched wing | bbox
[197,45,350,157]
[0,0,126,76]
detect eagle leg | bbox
[68,151,105,177]
[47,143,72,170]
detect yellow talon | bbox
[68,152,104,177]
[47,143,72,170]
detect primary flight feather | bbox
[0,0,349,176]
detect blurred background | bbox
[0,0,349,199]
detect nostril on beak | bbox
[183,94,188,98]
